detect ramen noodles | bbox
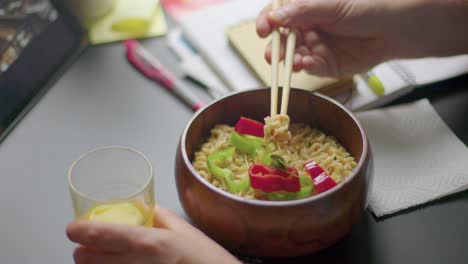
[192,116,357,200]
[264,114,292,147]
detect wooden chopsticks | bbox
[270,0,281,117]
[270,0,296,117]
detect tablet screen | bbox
[0,1,57,75]
[0,0,84,141]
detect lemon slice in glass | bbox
[86,202,144,226]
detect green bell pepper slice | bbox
[265,175,314,201]
[229,132,275,165]
[225,174,250,193]
[206,147,250,193]
[255,148,272,165]
[229,132,264,157]
[207,147,235,182]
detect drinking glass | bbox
[68,146,154,227]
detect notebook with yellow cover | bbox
[225,20,353,93]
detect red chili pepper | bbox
[304,161,337,193]
[248,163,300,193]
[234,117,264,138]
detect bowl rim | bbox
[180,87,369,207]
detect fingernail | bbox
[269,9,288,22]
[303,56,314,67]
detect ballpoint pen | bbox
[124,39,206,111]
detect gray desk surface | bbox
[1,32,468,264]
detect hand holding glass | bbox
[68,146,154,227]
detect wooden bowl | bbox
[175,88,373,257]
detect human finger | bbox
[265,37,286,64]
[303,55,326,76]
[292,53,303,72]
[295,45,310,56]
[67,220,146,253]
[256,3,273,38]
[265,43,272,64]
[268,0,344,29]
[302,55,338,77]
[153,206,201,235]
[303,30,321,47]
[280,29,302,71]
[73,246,127,264]
[302,38,340,76]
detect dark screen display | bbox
[0,0,58,75]
[0,0,83,140]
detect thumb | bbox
[153,206,214,239]
[269,0,346,29]
[153,206,195,232]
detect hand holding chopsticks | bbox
[270,0,296,117]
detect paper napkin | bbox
[88,0,167,45]
[355,99,468,217]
